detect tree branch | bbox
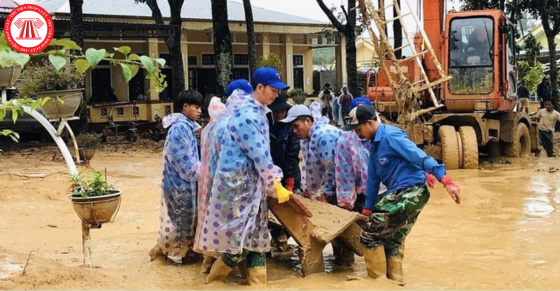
[317,0,345,32]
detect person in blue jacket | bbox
[345,105,461,284]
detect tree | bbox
[68,0,84,48]
[136,0,185,111]
[460,0,504,11]
[516,0,560,106]
[522,33,543,65]
[242,0,257,78]
[211,0,234,96]
[317,0,359,96]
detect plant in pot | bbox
[70,171,121,225]
[73,132,100,162]
[18,59,85,119]
[288,87,306,105]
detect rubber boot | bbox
[386,254,405,285]
[200,255,216,274]
[237,259,248,279]
[205,256,233,284]
[362,246,386,279]
[399,242,405,260]
[246,266,267,287]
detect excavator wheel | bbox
[438,125,459,170]
[459,126,479,169]
[504,123,530,158]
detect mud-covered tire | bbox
[504,123,530,157]
[439,125,459,170]
[459,126,478,169]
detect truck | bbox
[358,0,539,169]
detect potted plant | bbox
[18,59,85,119]
[70,171,121,224]
[288,87,306,104]
[73,132,100,162]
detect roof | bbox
[0,0,18,13]
[36,0,328,25]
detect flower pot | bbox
[70,190,122,224]
[78,147,97,161]
[293,95,306,105]
[37,89,83,119]
[0,66,22,88]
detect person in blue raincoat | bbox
[149,90,203,263]
[203,68,292,287]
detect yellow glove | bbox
[274,180,292,203]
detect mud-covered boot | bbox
[246,266,267,287]
[386,254,405,285]
[205,256,233,284]
[200,256,216,274]
[399,242,405,260]
[362,246,386,279]
[149,244,163,261]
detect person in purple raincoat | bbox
[149,90,203,263]
[203,68,291,287]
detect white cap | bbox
[279,104,312,123]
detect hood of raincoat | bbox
[162,113,201,131]
[309,101,330,126]
[226,89,269,115]
[208,97,226,121]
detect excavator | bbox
[358,0,539,169]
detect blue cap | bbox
[253,67,290,90]
[349,97,372,111]
[225,79,253,96]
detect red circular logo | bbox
[4,4,54,54]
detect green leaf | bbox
[129,64,139,79]
[9,51,29,66]
[48,54,67,72]
[11,109,17,123]
[155,58,166,68]
[74,59,91,74]
[128,54,140,61]
[0,33,10,51]
[1,129,12,136]
[116,46,131,56]
[54,39,81,50]
[139,55,153,74]
[120,63,132,83]
[0,50,13,68]
[85,48,106,68]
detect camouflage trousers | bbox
[358,183,430,257]
[221,250,266,269]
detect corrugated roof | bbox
[0,0,18,12]
[36,0,328,25]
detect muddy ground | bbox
[1,139,560,290]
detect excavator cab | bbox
[443,11,517,112]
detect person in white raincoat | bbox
[195,80,253,273]
[203,68,292,287]
[149,90,203,263]
[280,102,341,202]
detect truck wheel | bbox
[459,126,478,169]
[504,123,530,157]
[439,125,459,170]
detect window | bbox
[293,55,304,67]
[233,68,249,80]
[448,17,494,95]
[128,70,145,100]
[201,54,215,65]
[234,54,249,65]
[132,106,139,117]
[100,107,108,117]
[165,105,172,115]
[90,67,111,103]
[116,107,124,116]
[188,56,198,66]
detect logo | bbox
[4,4,54,54]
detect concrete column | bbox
[262,33,270,57]
[181,30,189,89]
[282,34,293,89]
[146,37,159,101]
[335,36,347,90]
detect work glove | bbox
[440,175,461,204]
[426,173,436,188]
[274,179,292,203]
[285,177,295,192]
[362,208,372,217]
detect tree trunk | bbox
[545,31,559,104]
[393,0,402,59]
[345,31,359,97]
[211,0,234,96]
[141,0,185,110]
[68,0,84,48]
[242,0,257,78]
